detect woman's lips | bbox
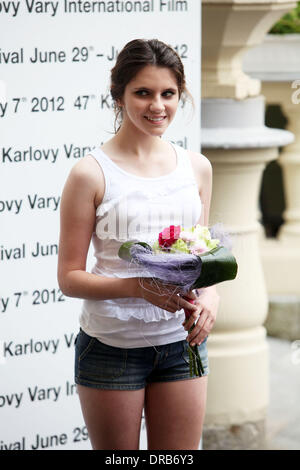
[144,116,167,124]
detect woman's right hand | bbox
[136,278,198,314]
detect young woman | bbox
[57,39,219,450]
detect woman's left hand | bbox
[183,286,220,346]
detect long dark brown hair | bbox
[110,39,189,132]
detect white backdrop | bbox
[0,0,201,450]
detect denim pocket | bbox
[74,329,95,360]
[181,340,190,366]
[76,330,127,381]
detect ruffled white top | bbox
[79,142,202,348]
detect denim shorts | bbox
[74,329,209,390]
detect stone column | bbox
[201,0,295,449]
[261,82,300,293]
[243,34,300,338]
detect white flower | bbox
[190,240,209,254]
[180,230,196,242]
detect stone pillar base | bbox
[265,296,300,341]
[203,420,266,450]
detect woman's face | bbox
[119,65,180,137]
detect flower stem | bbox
[188,347,193,376]
[187,324,204,377]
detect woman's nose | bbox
[149,96,165,113]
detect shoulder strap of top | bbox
[171,143,196,179]
[88,146,113,170]
[86,147,117,204]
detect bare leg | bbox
[144,377,208,450]
[77,385,145,450]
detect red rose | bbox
[158,225,181,248]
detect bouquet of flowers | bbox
[118,223,238,376]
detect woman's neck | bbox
[111,122,165,160]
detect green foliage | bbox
[269,2,300,34]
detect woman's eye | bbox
[135,90,148,96]
[135,90,176,97]
[163,91,175,97]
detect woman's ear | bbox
[116,98,123,109]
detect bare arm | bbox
[184,151,220,344]
[191,151,217,294]
[57,156,138,300]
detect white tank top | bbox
[79,141,202,348]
